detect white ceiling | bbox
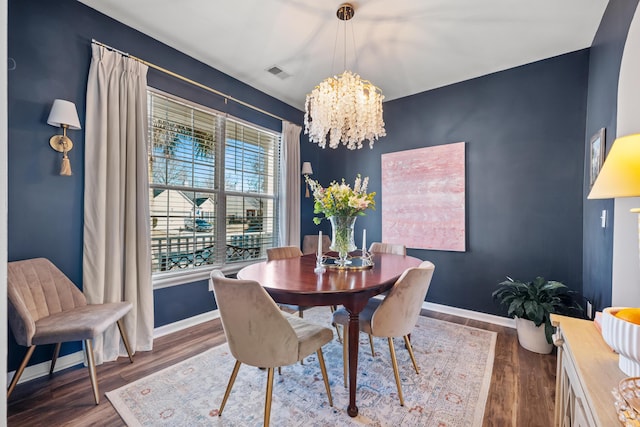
[79,0,609,110]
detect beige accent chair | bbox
[266,245,304,261]
[7,258,134,404]
[267,246,342,342]
[266,246,307,318]
[364,241,408,354]
[332,260,435,406]
[210,270,333,427]
[369,241,407,256]
[302,234,331,255]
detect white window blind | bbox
[148,90,280,274]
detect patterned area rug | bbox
[107,308,496,426]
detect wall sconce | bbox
[47,99,81,176]
[301,161,313,198]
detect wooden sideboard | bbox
[552,314,625,426]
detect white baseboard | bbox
[153,310,220,338]
[7,350,85,386]
[422,301,516,329]
[8,310,222,386]
[8,302,511,386]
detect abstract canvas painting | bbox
[381,142,466,251]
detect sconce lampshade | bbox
[301,161,313,175]
[588,133,640,199]
[47,99,81,130]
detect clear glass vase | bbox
[329,215,357,266]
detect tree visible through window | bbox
[148,90,280,274]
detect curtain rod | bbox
[91,39,287,123]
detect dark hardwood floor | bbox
[6,310,556,426]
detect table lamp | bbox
[589,133,640,376]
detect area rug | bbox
[107,308,497,426]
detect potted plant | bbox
[492,276,582,354]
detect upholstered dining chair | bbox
[266,246,306,318]
[361,241,408,355]
[266,246,342,342]
[368,241,407,256]
[210,270,333,427]
[301,234,331,255]
[6,257,134,404]
[332,260,435,406]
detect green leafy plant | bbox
[492,276,582,343]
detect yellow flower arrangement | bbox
[305,174,376,225]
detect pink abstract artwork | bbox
[381,142,466,251]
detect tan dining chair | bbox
[302,234,331,255]
[368,241,407,256]
[7,257,134,404]
[267,246,342,342]
[332,260,435,406]
[266,246,307,318]
[363,241,408,355]
[210,270,333,427]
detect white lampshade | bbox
[588,134,640,199]
[301,161,313,175]
[47,99,81,130]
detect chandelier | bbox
[304,3,386,150]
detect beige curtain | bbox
[279,122,301,246]
[83,44,154,364]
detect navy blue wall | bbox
[302,51,590,316]
[7,0,302,370]
[582,0,640,313]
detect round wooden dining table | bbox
[237,252,422,417]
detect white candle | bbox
[362,229,367,254]
[318,230,322,257]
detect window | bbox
[148,90,280,276]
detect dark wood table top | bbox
[237,252,423,307]
[237,251,423,418]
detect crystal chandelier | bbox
[304,3,386,150]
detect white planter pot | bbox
[515,317,554,354]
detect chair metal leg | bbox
[333,323,342,343]
[330,306,342,343]
[316,348,333,407]
[368,333,375,356]
[342,324,348,388]
[218,360,241,416]
[7,345,36,398]
[297,309,306,365]
[388,337,404,406]
[84,339,100,405]
[333,323,343,343]
[264,367,275,427]
[116,319,134,363]
[404,335,420,374]
[50,343,61,375]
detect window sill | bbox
[152,259,264,290]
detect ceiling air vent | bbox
[266,65,291,80]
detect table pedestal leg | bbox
[347,310,359,417]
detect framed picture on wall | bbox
[589,128,605,188]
